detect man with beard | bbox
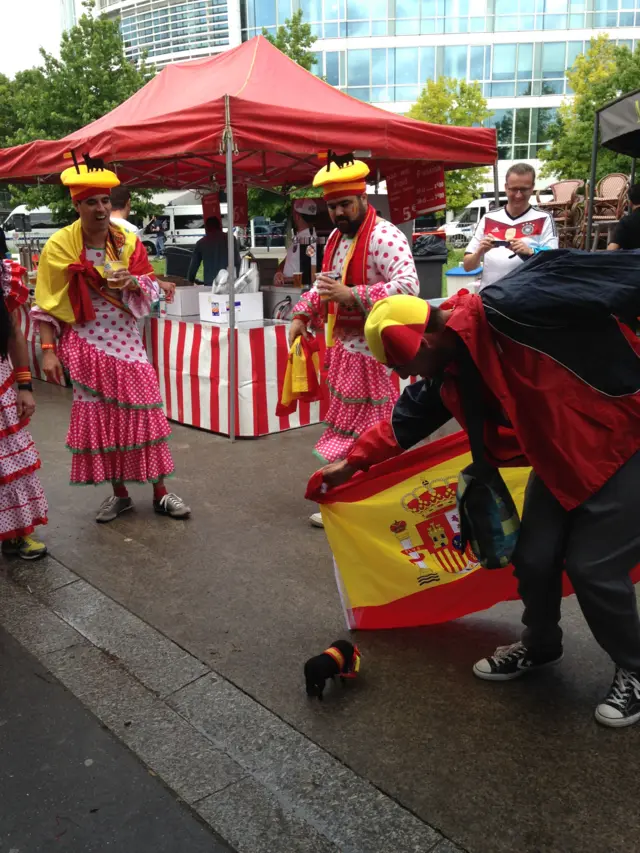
[318,250,640,727]
[289,158,419,527]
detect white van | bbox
[436,193,553,248]
[141,202,230,255]
[2,206,62,250]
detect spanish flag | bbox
[307,431,640,630]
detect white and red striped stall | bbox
[20,308,410,439]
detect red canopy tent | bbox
[0,36,498,440]
[0,35,496,189]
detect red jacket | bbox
[348,251,640,510]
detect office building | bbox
[83,2,640,182]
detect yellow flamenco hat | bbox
[313,158,370,201]
[61,161,120,202]
[365,295,431,366]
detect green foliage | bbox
[3,0,156,222]
[539,35,638,182]
[262,9,317,72]
[408,77,491,212]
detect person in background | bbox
[463,163,558,289]
[110,186,138,233]
[277,199,318,282]
[0,226,8,259]
[148,215,166,258]
[608,183,640,250]
[187,216,241,284]
[111,189,175,302]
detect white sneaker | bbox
[309,512,324,528]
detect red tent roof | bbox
[0,36,497,189]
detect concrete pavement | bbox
[0,625,232,853]
[15,380,640,853]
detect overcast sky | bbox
[1,0,62,78]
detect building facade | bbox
[82,1,640,185]
[95,0,242,66]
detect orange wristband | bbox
[41,343,56,351]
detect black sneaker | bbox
[473,641,563,682]
[595,668,640,728]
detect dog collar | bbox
[324,646,346,670]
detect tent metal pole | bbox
[493,162,499,208]
[587,113,599,251]
[225,106,236,443]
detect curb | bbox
[0,555,466,853]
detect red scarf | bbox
[67,229,153,324]
[322,203,377,336]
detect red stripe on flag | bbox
[163,320,173,419]
[175,321,186,424]
[314,429,468,505]
[349,564,640,630]
[209,324,220,433]
[274,324,290,431]
[249,327,269,436]
[190,322,202,429]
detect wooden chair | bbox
[593,173,629,219]
[590,187,629,250]
[536,180,584,247]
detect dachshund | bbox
[304,639,360,701]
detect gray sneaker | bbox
[96,495,134,524]
[153,493,191,519]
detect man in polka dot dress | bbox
[289,158,419,527]
[33,164,190,524]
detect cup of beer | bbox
[292,272,303,288]
[103,260,127,288]
[318,270,341,301]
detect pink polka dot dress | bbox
[292,219,419,463]
[0,261,48,540]
[33,248,173,486]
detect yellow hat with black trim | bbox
[61,163,120,201]
[365,295,431,366]
[313,160,370,201]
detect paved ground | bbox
[23,381,640,853]
[0,626,232,853]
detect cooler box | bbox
[445,266,482,297]
[199,291,264,324]
[166,285,206,317]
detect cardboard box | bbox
[165,285,206,317]
[198,291,264,325]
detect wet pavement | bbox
[26,380,640,853]
[0,625,232,853]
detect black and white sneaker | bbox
[595,668,640,728]
[473,641,563,682]
[153,492,191,519]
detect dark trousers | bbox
[513,450,640,671]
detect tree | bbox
[5,0,157,222]
[539,35,640,182]
[262,9,317,72]
[407,78,491,213]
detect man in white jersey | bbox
[464,163,558,289]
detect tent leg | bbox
[226,134,236,442]
[493,162,500,209]
[587,114,599,251]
